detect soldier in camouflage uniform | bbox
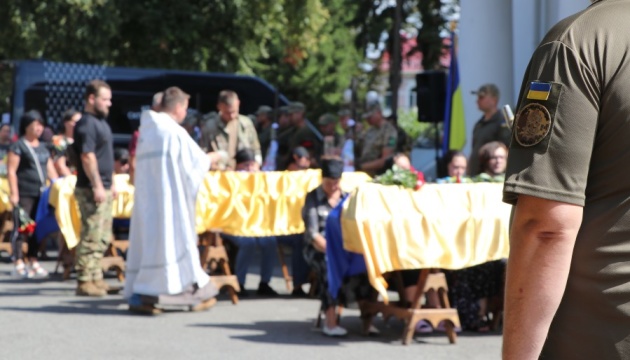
[356,103,397,177]
[199,90,262,170]
[255,105,273,158]
[318,113,343,159]
[72,80,115,297]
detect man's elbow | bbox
[512,195,583,243]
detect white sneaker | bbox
[322,325,348,337]
[11,263,32,279]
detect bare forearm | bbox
[55,157,71,177]
[312,233,327,252]
[81,153,103,188]
[7,172,18,198]
[503,197,582,360]
[47,159,58,181]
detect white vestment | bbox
[124,110,211,299]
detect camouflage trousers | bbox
[74,187,113,282]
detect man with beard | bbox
[72,80,115,297]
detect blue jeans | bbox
[222,234,277,285]
[276,233,309,287]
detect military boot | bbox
[92,279,110,292]
[76,281,106,297]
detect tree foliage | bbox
[0,0,456,117]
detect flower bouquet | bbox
[373,165,423,190]
[16,206,36,235]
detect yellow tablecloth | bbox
[341,182,511,301]
[0,178,10,213]
[51,171,371,249]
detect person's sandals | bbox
[30,263,49,278]
[415,320,433,334]
[12,263,32,278]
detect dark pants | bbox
[12,196,40,260]
[276,233,309,287]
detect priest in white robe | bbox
[124,86,218,313]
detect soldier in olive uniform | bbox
[356,103,397,177]
[318,113,344,159]
[287,102,322,168]
[468,83,511,176]
[255,105,273,157]
[502,1,630,358]
[199,90,262,170]
[275,106,295,170]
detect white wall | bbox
[458,0,590,157]
[459,0,513,156]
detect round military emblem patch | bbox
[514,103,552,147]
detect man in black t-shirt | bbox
[72,79,115,297]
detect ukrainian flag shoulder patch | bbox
[527,81,552,101]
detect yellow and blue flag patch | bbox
[527,81,552,101]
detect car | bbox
[8,59,296,147]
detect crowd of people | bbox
[1,77,511,337]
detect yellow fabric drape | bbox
[341,182,511,302]
[49,175,134,249]
[51,171,371,248]
[0,178,10,213]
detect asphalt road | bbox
[0,253,502,360]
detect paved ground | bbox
[0,252,502,360]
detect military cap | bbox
[287,102,306,113]
[361,102,382,119]
[337,109,351,117]
[318,113,337,126]
[278,106,290,115]
[471,83,500,99]
[255,105,273,116]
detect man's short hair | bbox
[217,90,239,105]
[152,92,164,108]
[472,83,500,100]
[161,87,190,111]
[84,79,110,101]
[114,147,130,162]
